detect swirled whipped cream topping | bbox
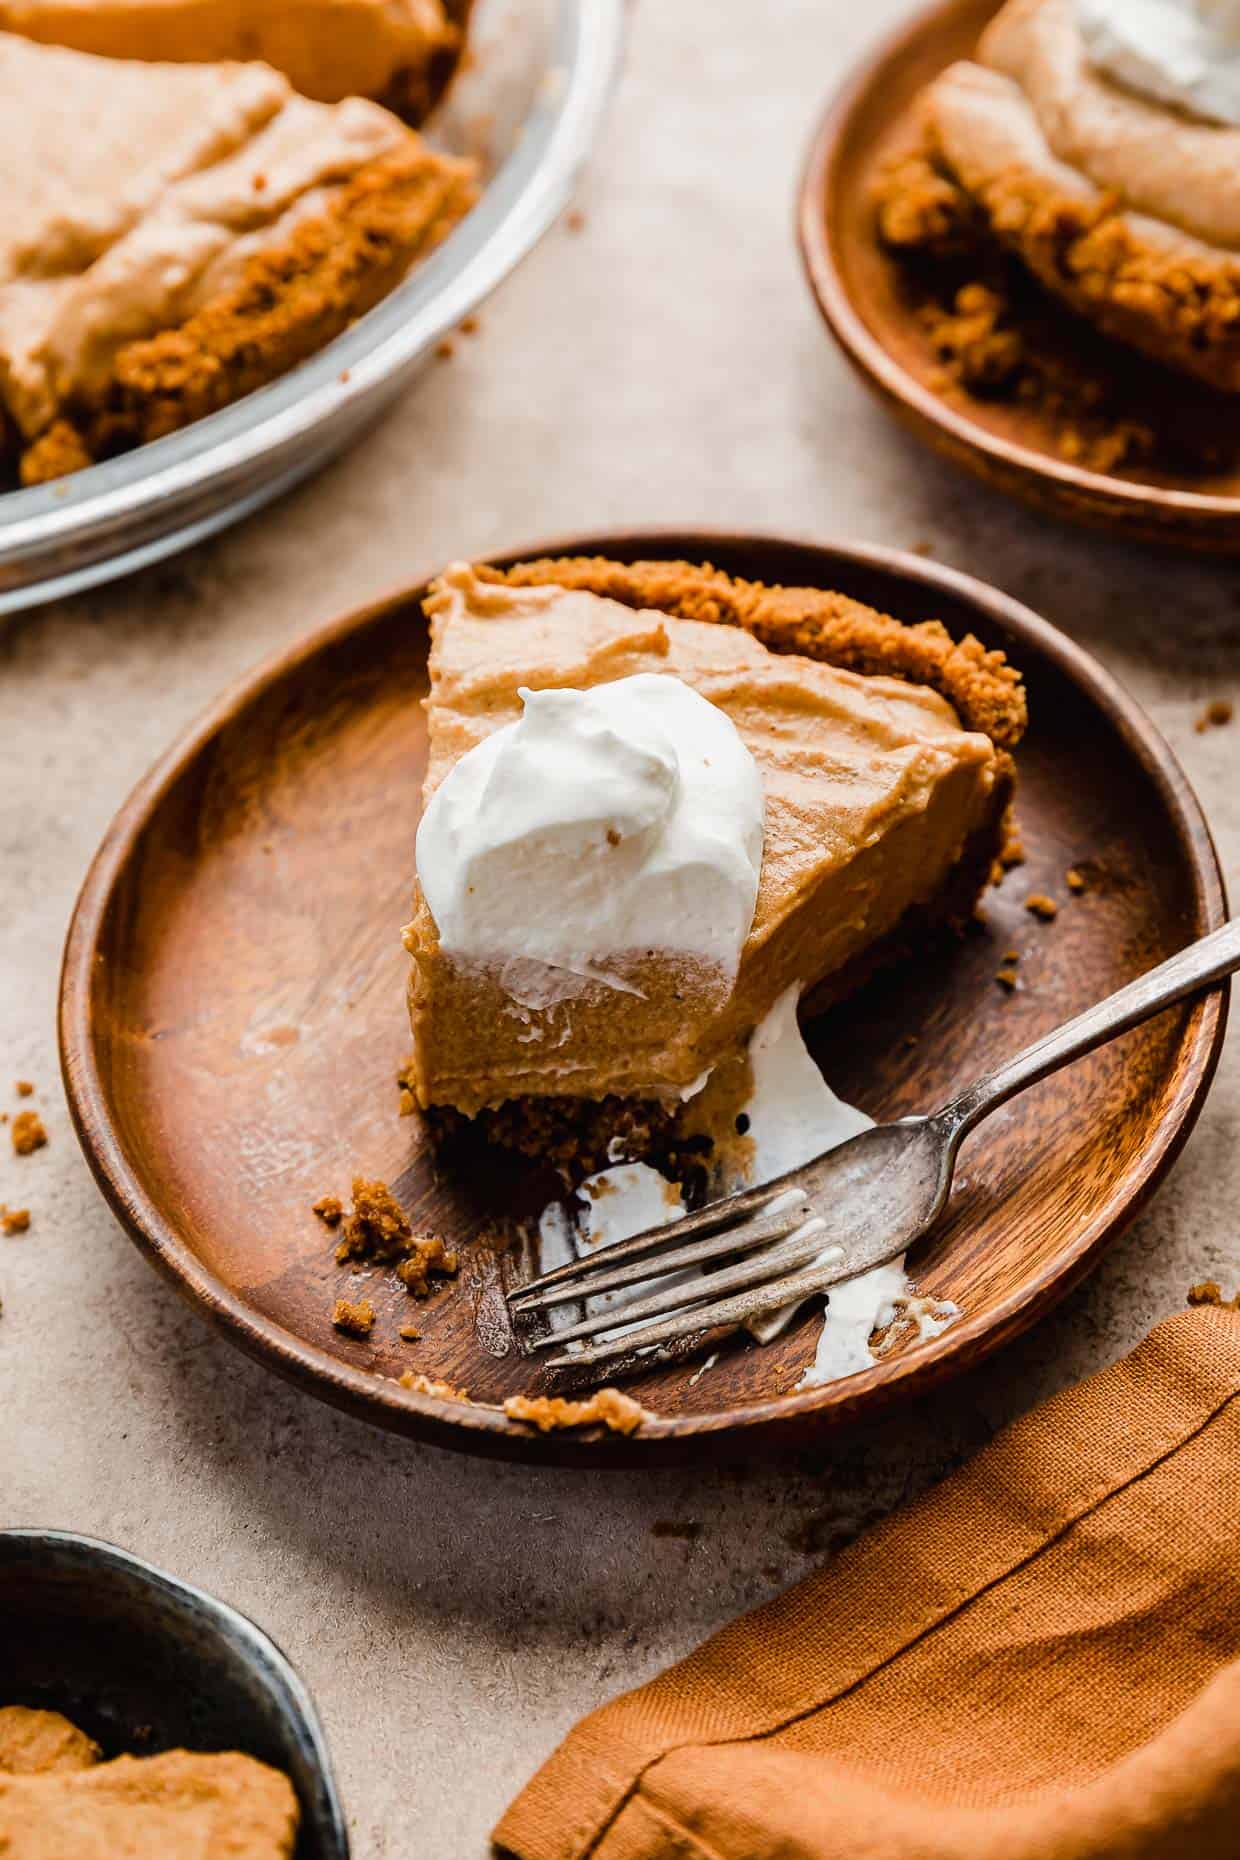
[1079,0,1240,126]
[415,673,765,997]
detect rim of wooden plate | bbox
[797,0,1240,552]
[59,529,1228,1463]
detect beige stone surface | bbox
[1,3,1237,1856]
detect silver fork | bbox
[507,917,1240,1378]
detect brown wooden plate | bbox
[60,531,1227,1463]
[798,0,1240,552]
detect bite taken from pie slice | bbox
[403,558,1026,1172]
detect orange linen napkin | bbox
[495,1304,1240,1860]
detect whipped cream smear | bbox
[416,673,764,1005]
[538,985,959,1391]
[1080,0,1240,127]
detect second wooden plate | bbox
[799,0,1240,552]
[60,532,1226,1462]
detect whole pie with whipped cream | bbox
[878,0,1240,392]
[403,558,1025,1167]
[0,26,475,487]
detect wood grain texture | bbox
[798,0,1240,553]
[58,532,1227,1464]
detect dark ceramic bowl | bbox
[0,1530,348,1859]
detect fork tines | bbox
[533,1247,849,1373]
[508,1183,812,1316]
[506,1180,849,1377]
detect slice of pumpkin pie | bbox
[403,559,1024,1147]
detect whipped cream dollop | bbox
[1079,0,1240,126]
[416,673,764,994]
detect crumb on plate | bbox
[2,1208,31,1235]
[312,1194,343,1226]
[1025,893,1058,921]
[330,1178,459,1300]
[332,1297,375,1338]
[399,1371,468,1399]
[395,1234,459,1297]
[334,1177,412,1263]
[504,1388,651,1437]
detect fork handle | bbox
[942,915,1240,1141]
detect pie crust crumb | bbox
[333,1178,412,1263]
[1188,1281,1240,1311]
[1025,893,1058,921]
[11,1111,47,1156]
[399,1371,467,1399]
[332,1298,376,1338]
[1195,700,1233,734]
[395,1236,459,1297]
[328,1177,459,1295]
[504,1389,652,1436]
